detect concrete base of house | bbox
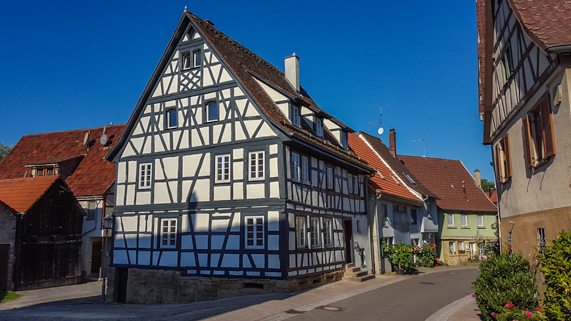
[105,267,344,304]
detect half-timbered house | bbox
[105,10,372,303]
[478,0,571,257]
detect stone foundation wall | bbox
[108,268,344,304]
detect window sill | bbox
[249,178,265,182]
[461,227,470,229]
[447,226,457,229]
[532,158,551,170]
[215,181,231,184]
[477,226,486,229]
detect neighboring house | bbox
[349,130,439,274]
[0,124,125,279]
[105,10,372,303]
[477,0,571,257]
[486,189,498,206]
[398,156,497,265]
[0,176,84,290]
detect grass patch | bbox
[0,291,22,304]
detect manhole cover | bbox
[316,305,347,312]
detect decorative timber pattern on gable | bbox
[487,0,559,139]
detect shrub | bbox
[418,242,437,268]
[383,242,417,272]
[537,229,571,321]
[473,252,538,321]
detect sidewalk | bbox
[0,266,482,321]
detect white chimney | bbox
[284,53,300,93]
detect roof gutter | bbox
[546,45,571,53]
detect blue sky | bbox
[0,1,495,181]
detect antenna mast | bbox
[368,105,384,140]
[412,139,426,157]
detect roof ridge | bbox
[20,124,126,138]
[187,12,286,78]
[399,154,461,162]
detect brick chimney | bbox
[474,169,481,188]
[389,128,397,157]
[284,53,300,93]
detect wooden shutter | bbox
[494,143,502,183]
[522,115,533,168]
[505,134,512,178]
[541,96,556,158]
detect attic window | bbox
[193,49,202,67]
[181,49,201,70]
[315,117,324,137]
[403,172,416,185]
[182,51,191,70]
[341,131,348,149]
[291,105,300,127]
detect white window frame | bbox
[206,102,219,122]
[166,108,177,129]
[181,51,191,70]
[245,216,264,249]
[193,49,202,67]
[315,117,324,137]
[449,241,455,254]
[383,237,393,246]
[296,216,306,248]
[411,238,419,246]
[310,217,320,248]
[291,152,300,182]
[138,163,152,189]
[326,166,334,190]
[324,218,333,246]
[458,241,464,252]
[447,214,455,227]
[291,105,300,127]
[341,131,348,149]
[461,214,468,227]
[301,156,310,184]
[249,151,265,181]
[161,218,177,248]
[215,155,231,183]
[477,215,484,227]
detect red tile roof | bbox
[398,156,497,212]
[0,124,125,197]
[486,190,498,203]
[349,133,420,203]
[0,176,58,213]
[509,0,571,50]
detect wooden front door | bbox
[343,220,353,264]
[91,240,102,275]
[0,244,10,291]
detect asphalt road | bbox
[286,268,479,321]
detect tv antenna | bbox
[368,105,384,139]
[412,139,426,157]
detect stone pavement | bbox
[0,266,483,321]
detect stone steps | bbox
[342,263,374,282]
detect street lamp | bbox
[101,215,114,302]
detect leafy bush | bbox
[383,242,417,272]
[537,229,571,321]
[418,242,437,268]
[473,252,538,321]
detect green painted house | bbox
[398,156,497,265]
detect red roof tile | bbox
[0,124,125,197]
[509,0,571,50]
[0,176,58,213]
[486,190,498,203]
[349,132,420,203]
[398,156,497,212]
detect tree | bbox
[0,143,12,162]
[480,178,495,192]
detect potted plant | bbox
[383,242,415,274]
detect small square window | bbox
[326,166,334,190]
[47,168,54,175]
[341,131,348,149]
[138,163,152,189]
[411,238,419,246]
[410,209,418,225]
[215,155,230,183]
[193,50,202,67]
[301,156,310,184]
[182,51,191,70]
[477,215,484,227]
[449,241,455,254]
[87,201,97,220]
[296,216,306,248]
[461,214,468,227]
[166,108,177,129]
[310,218,320,248]
[315,117,324,137]
[324,218,333,246]
[447,214,455,227]
[206,102,219,122]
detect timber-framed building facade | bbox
[106,10,372,303]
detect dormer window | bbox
[291,105,300,127]
[315,117,324,137]
[341,131,348,149]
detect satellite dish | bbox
[377,127,384,136]
[100,133,108,146]
[82,131,89,145]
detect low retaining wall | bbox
[107,267,344,304]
